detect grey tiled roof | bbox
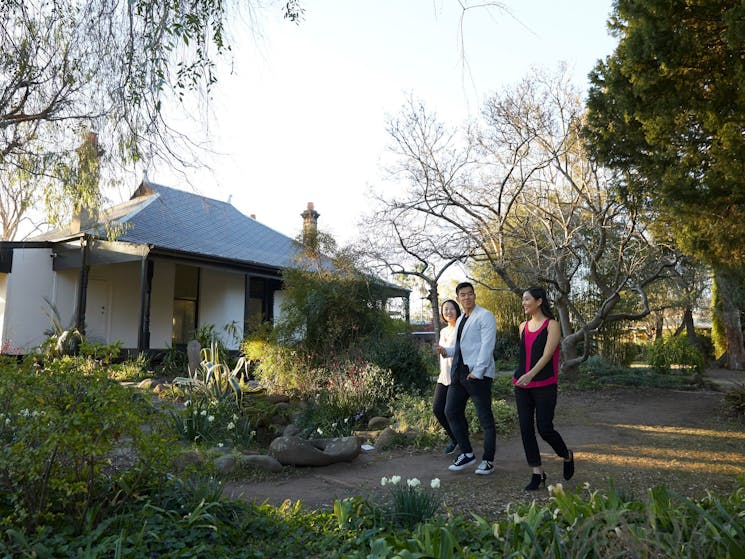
[37,180,305,270]
[117,181,303,269]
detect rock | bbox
[353,430,382,441]
[186,340,201,376]
[174,449,204,471]
[214,454,237,475]
[152,383,167,395]
[238,454,283,473]
[271,415,288,426]
[137,378,155,390]
[283,424,301,437]
[367,416,391,430]
[269,435,361,466]
[374,427,399,451]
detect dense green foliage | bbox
[646,335,707,374]
[579,356,702,389]
[584,0,745,265]
[723,384,745,419]
[4,475,743,558]
[0,356,175,531]
[256,245,431,393]
[390,388,516,449]
[2,350,743,557]
[338,481,745,558]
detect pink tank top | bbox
[520,319,559,388]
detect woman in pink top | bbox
[513,286,574,490]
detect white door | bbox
[86,279,110,344]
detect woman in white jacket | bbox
[433,299,461,454]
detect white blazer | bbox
[443,305,497,380]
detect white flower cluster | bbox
[380,475,402,486]
[380,475,441,489]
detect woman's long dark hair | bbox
[525,286,554,319]
[440,299,461,321]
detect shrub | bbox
[646,336,706,373]
[391,391,516,447]
[724,384,745,418]
[493,332,519,369]
[390,393,448,448]
[108,352,152,381]
[578,356,700,389]
[250,343,326,400]
[357,334,432,393]
[78,339,122,363]
[154,344,189,377]
[491,373,515,398]
[295,359,395,438]
[0,357,176,531]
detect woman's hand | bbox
[434,344,447,357]
[516,372,534,386]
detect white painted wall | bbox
[79,262,140,348]
[73,260,176,350]
[0,249,277,354]
[1,249,55,353]
[52,269,78,328]
[199,268,245,350]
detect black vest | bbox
[514,325,555,382]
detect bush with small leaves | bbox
[0,356,176,531]
[646,336,705,373]
[724,384,745,419]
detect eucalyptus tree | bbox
[583,0,745,368]
[380,67,677,378]
[0,0,301,238]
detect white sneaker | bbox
[475,460,494,475]
[448,453,476,471]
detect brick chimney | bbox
[301,202,319,248]
[70,131,103,234]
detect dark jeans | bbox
[514,384,569,467]
[445,369,496,461]
[433,382,456,444]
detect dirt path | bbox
[224,379,745,518]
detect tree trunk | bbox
[682,307,699,348]
[556,302,581,381]
[654,313,664,340]
[714,267,745,370]
[428,283,441,336]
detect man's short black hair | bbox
[455,281,474,295]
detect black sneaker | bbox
[448,453,476,471]
[444,441,458,455]
[475,460,494,475]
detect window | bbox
[245,277,265,333]
[173,265,199,344]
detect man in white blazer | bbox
[437,281,497,475]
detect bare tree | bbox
[380,67,678,378]
[357,204,467,333]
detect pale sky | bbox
[153,1,618,245]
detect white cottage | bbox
[0,180,409,355]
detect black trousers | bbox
[514,384,569,467]
[433,382,456,444]
[445,369,496,461]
